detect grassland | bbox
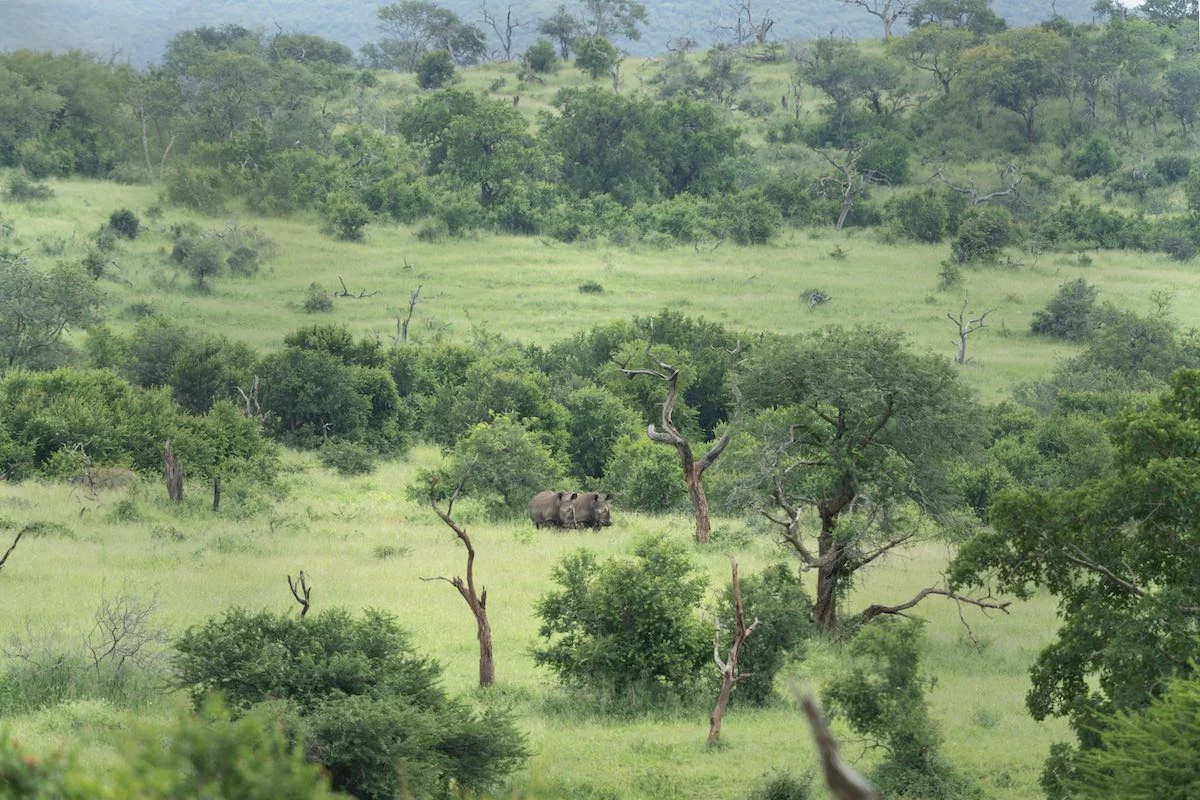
[1,151,1194,797]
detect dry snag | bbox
[0,526,28,573]
[424,470,495,687]
[801,694,881,800]
[947,298,994,365]
[162,440,183,504]
[707,555,761,747]
[619,336,734,544]
[288,570,312,617]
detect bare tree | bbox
[236,376,265,425]
[707,555,761,747]
[162,440,183,505]
[947,298,993,365]
[839,0,915,40]
[717,0,775,46]
[931,163,1022,207]
[619,338,735,544]
[482,5,522,60]
[288,571,312,617]
[817,144,883,232]
[395,285,423,345]
[84,589,169,684]
[424,471,495,687]
[0,526,27,574]
[801,694,881,800]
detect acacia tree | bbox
[963,27,1068,143]
[0,259,101,372]
[887,24,974,95]
[949,369,1200,794]
[732,326,1000,632]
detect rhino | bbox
[570,492,613,529]
[530,490,577,529]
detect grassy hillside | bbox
[0,446,1068,800]
[7,173,1199,403]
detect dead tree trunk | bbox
[0,526,28,573]
[707,555,761,747]
[801,694,881,800]
[620,340,733,544]
[288,571,312,617]
[162,440,183,504]
[947,299,993,365]
[399,285,422,344]
[212,475,221,513]
[425,472,494,687]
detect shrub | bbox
[164,165,225,214]
[108,209,140,239]
[323,193,371,241]
[578,281,604,294]
[1160,234,1197,261]
[174,608,527,799]
[416,50,456,89]
[226,246,260,276]
[1152,154,1192,183]
[524,38,559,73]
[602,435,687,512]
[318,440,378,476]
[574,36,621,79]
[716,191,784,246]
[563,386,640,482]
[951,205,1012,264]
[185,239,225,291]
[446,414,566,517]
[534,535,711,700]
[5,173,54,201]
[1067,138,1120,179]
[304,282,334,312]
[1030,278,1098,341]
[888,189,948,243]
[746,772,813,800]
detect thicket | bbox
[175,607,529,799]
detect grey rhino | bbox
[529,490,577,529]
[570,492,613,529]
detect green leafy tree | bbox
[185,238,225,291]
[0,259,101,372]
[416,49,456,88]
[963,27,1069,142]
[602,434,688,512]
[442,96,532,205]
[1165,54,1200,134]
[949,370,1200,795]
[448,414,566,516]
[1060,674,1200,799]
[169,334,259,414]
[534,535,710,699]
[951,204,1012,264]
[888,24,976,95]
[523,38,560,73]
[907,0,1006,36]
[563,385,640,482]
[538,5,583,59]
[1030,278,1099,341]
[369,1,486,71]
[733,326,984,632]
[579,0,648,41]
[573,36,621,79]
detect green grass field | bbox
[2,173,1187,797]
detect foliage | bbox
[1058,674,1200,800]
[950,370,1200,789]
[303,283,333,312]
[322,192,371,241]
[524,39,560,73]
[951,204,1012,264]
[174,607,527,799]
[601,435,686,512]
[0,259,101,372]
[318,440,379,476]
[712,564,813,706]
[534,535,710,700]
[1067,138,1121,179]
[887,189,949,243]
[416,50,456,89]
[825,620,980,799]
[184,238,225,290]
[563,386,640,482]
[107,208,140,239]
[447,413,566,517]
[1030,278,1099,341]
[169,333,258,414]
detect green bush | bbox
[226,246,260,276]
[323,192,371,241]
[564,386,640,482]
[1067,138,1120,180]
[5,173,54,202]
[524,38,560,73]
[602,435,687,513]
[303,282,333,312]
[888,189,949,243]
[951,205,1012,264]
[447,414,566,518]
[416,50,457,89]
[174,608,527,800]
[185,239,225,291]
[1030,278,1098,341]
[318,440,379,476]
[713,564,813,706]
[534,535,711,700]
[164,165,226,214]
[107,209,139,240]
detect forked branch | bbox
[858,585,1011,624]
[707,555,762,746]
[0,526,28,573]
[288,570,312,617]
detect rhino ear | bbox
[570,492,578,500]
[555,491,564,499]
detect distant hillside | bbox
[1,0,1098,66]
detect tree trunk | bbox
[477,610,495,687]
[162,440,183,505]
[708,556,758,747]
[212,475,221,513]
[685,462,712,544]
[708,678,735,746]
[813,547,844,632]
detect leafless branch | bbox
[858,585,1011,624]
[288,570,312,617]
[0,527,28,573]
[801,693,881,799]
